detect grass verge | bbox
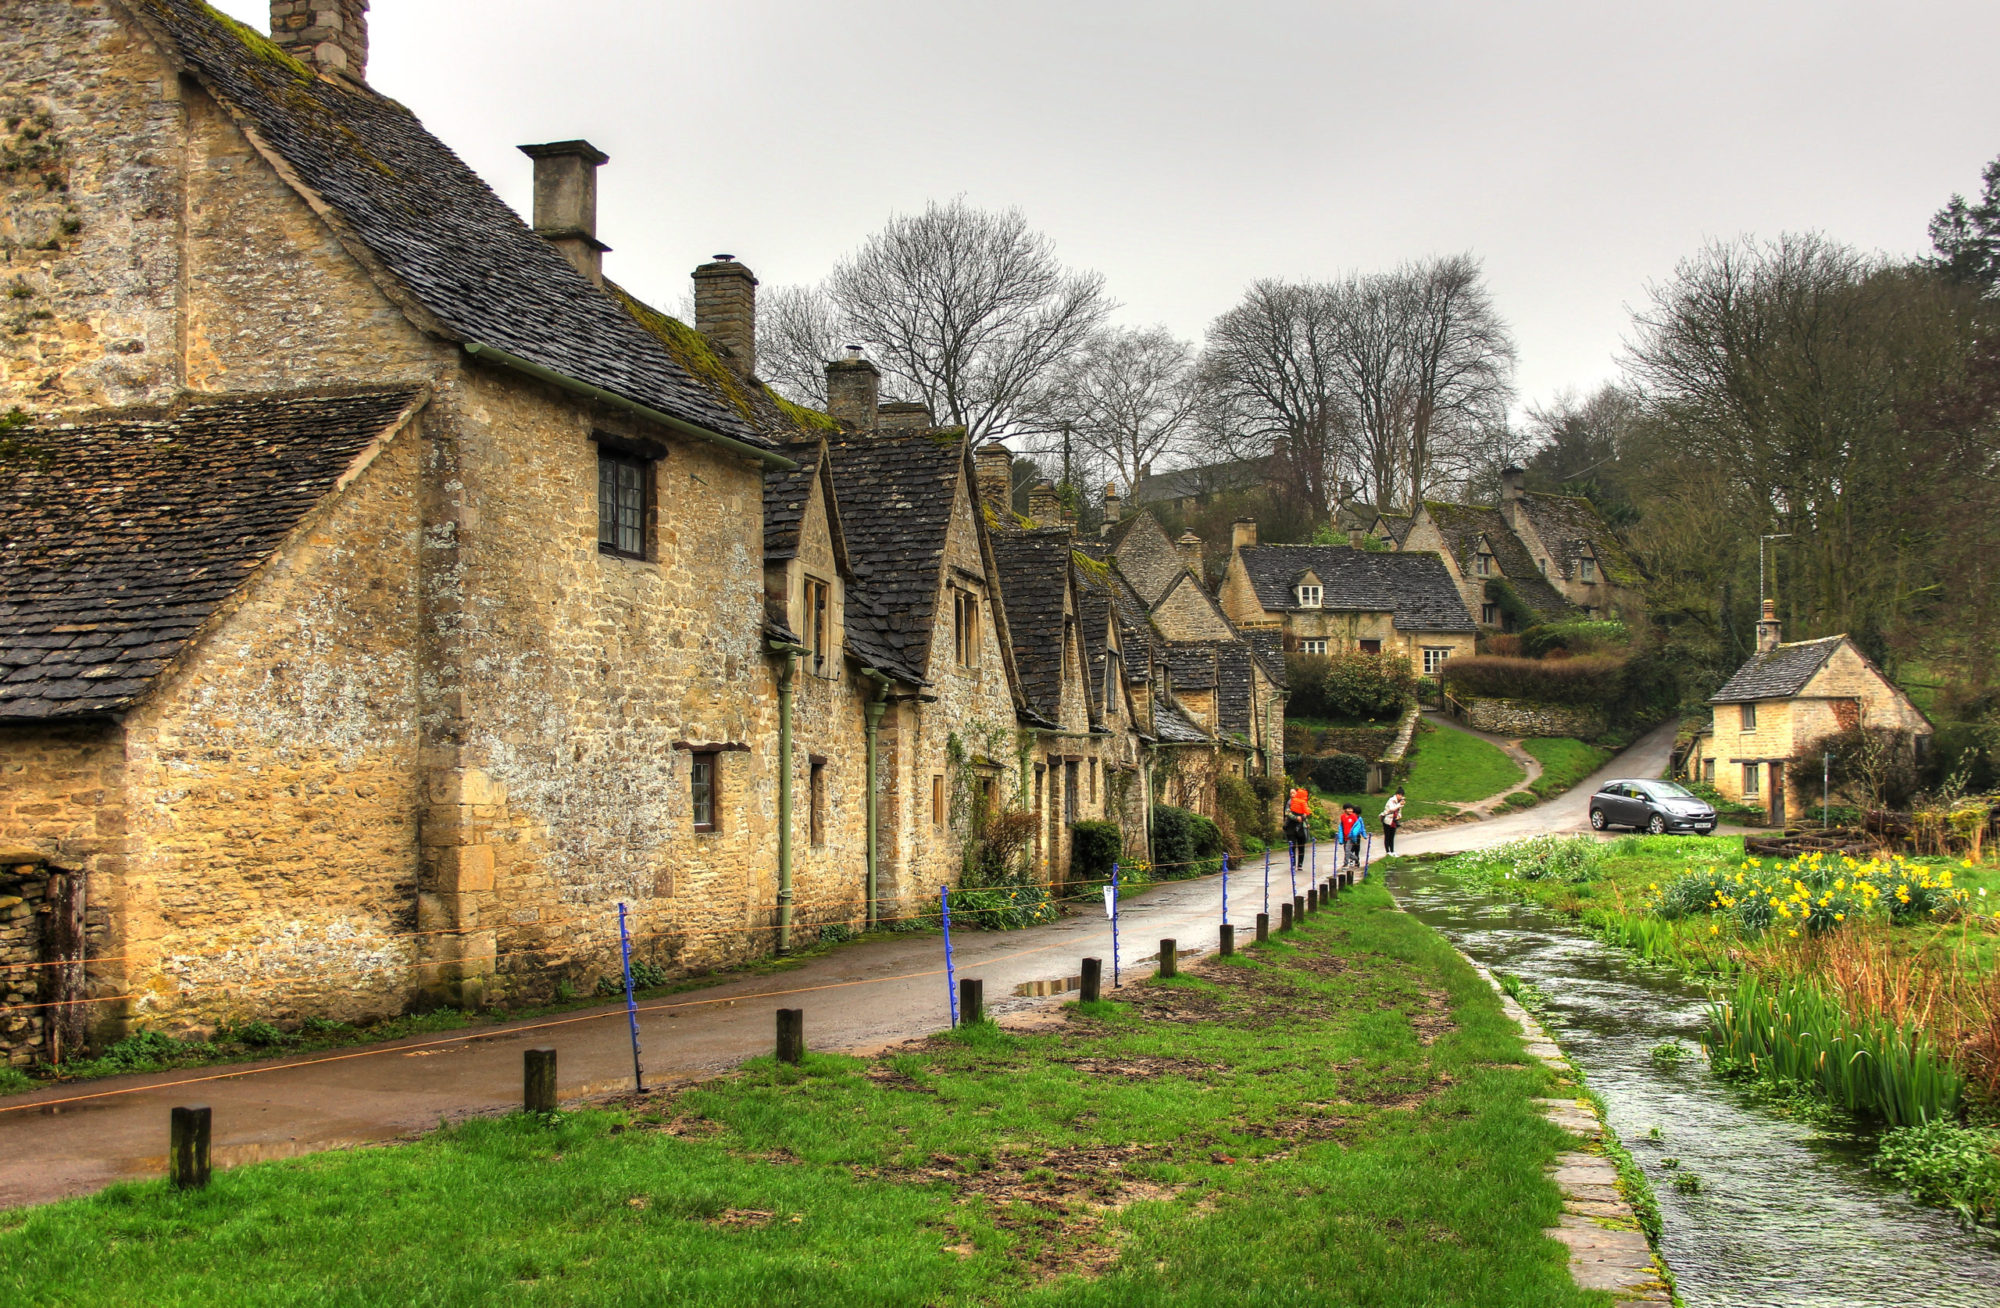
[0,885,1605,1307]
[1310,720,1524,828]
[1521,738,1612,803]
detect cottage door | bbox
[1768,766,1785,826]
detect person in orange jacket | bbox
[1284,784,1312,865]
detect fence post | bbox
[524,1047,558,1113]
[1263,843,1271,917]
[1293,894,1305,923]
[1080,956,1102,1003]
[1255,912,1269,943]
[1306,886,1317,914]
[942,884,958,1027]
[776,1008,805,1064]
[959,977,984,1026]
[170,1105,211,1190]
[1158,938,1177,979]
[1279,902,1293,932]
[617,902,646,1093]
[1219,923,1235,958]
[1221,852,1229,926]
[1111,862,1121,989]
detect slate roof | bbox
[990,529,1073,722]
[824,428,968,680]
[1132,456,1273,505]
[1370,512,1414,546]
[1158,640,1261,739]
[760,442,822,562]
[1244,628,1288,688]
[1159,643,1218,691]
[130,2,768,450]
[1152,698,1210,744]
[1516,493,1642,588]
[1710,636,1844,703]
[1237,545,1475,633]
[1420,503,1571,619]
[0,389,422,720]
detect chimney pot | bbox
[518,140,611,285]
[1028,480,1064,526]
[694,256,759,379]
[877,401,933,430]
[1756,599,1783,654]
[270,0,369,80]
[1348,527,1364,548]
[825,352,881,433]
[1177,531,1204,582]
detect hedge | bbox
[1443,654,1625,707]
[1521,618,1630,659]
[1069,820,1121,881]
[1302,752,1369,794]
[1284,651,1417,720]
[1151,804,1224,874]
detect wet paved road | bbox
[0,724,1676,1208]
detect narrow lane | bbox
[0,722,1678,1208]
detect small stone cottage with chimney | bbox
[1683,602,1932,825]
[1393,466,1642,632]
[1218,520,1476,677]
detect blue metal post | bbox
[1364,833,1373,881]
[942,884,958,1026]
[617,902,645,1092]
[1288,833,1298,903]
[1263,844,1271,916]
[1221,852,1229,926]
[1111,861,1121,989]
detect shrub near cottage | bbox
[1150,804,1224,876]
[1442,655,1625,707]
[1284,652,1417,720]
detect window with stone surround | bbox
[1296,584,1322,608]
[952,589,980,668]
[1704,758,1716,783]
[809,757,826,846]
[1359,639,1382,655]
[690,752,717,832]
[1422,647,1451,676]
[1740,703,1758,732]
[1474,552,1494,577]
[1300,638,1327,655]
[597,450,650,559]
[1579,556,1598,583]
[932,774,945,828]
[804,576,831,674]
[1480,603,1498,625]
[1743,762,1761,796]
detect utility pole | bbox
[1759,533,1793,605]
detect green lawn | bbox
[1520,739,1612,804]
[1308,721,1527,829]
[0,885,1611,1307]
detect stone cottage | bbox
[1393,466,1642,632]
[1683,602,1932,826]
[1218,520,1477,678]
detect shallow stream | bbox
[1390,861,2000,1307]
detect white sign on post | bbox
[1103,885,1116,919]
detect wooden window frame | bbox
[690,751,719,833]
[931,774,946,828]
[1358,638,1382,655]
[804,576,832,674]
[1480,603,1498,625]
[1474,553,1493,578]
[597,449,652,560]
[953,589,980,669]
[1296,584,1322,608]
[1422,646,1450,676]
[1740,703,1757,732]
[1704,758,1716,784]
[1579,556,1598,583]
[1301,638,1327,656]
[1742,762,1761,796]
[809,758,826,846]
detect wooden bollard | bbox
[1293,895,1306,923]
[1158,939,1177,978]
[170,1104,211,1191]
[1255,912,1269,943]
[1219,923,1235,958]
[959,977,984,1026]
[1306,887,1318,913]
[776,1008,805,1064]
[1080,957,1102,1003]
[524,1047,558,1113]
[1279,902,1293,932]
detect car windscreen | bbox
[1641,781,1697,800]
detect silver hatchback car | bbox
[1588,779,1717,835]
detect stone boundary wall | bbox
[1369,704,1423,792]
[1461,696,1606,741]
[0,849,86,1067]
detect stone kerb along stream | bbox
[1388,860,2000,1308]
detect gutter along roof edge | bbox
[463,342,799,471]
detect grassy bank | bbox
[0,885,1607,1307]
[1309,720,1526,827]
[1435,834,2000,1222]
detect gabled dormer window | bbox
[1474,552,1495,577]
[803,576,831,673]
[1579,555,1598,583]
[1296,584,1322,608]
[953,589,980,668]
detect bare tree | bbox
[757,283,847,407]
[1398,254,1516,508]
[1324,271,1413,510]
[826,199,1110,441]
[1041,325,1198,494]
[1193,279,1351,520]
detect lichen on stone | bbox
[196,3,315,80]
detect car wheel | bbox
[1590,808,1607,831]
[1647,814,1668,836]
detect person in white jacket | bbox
[1381,788,1405,854]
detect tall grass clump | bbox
[1704,973,1964,1128]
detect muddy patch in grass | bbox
[1051,1056,1218,1080]
[1411,988,1456,1045]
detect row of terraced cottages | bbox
[0,0,1284,1059]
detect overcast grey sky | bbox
[218,0,1998,414]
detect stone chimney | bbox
[1102,483,1123,536]
[271,0,369,79]
[1028,480,1063,525]
[1499,462,1527,527]
[877,402,933,430]
[825,347,880,433]
[975,442,1014,517]
[1231,518,1257,554]
[518,141,610,285]
[1756,599,1783,654]
[693,255,757,379]
[1177,531,1204,581]
[1348,527,1364,548]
